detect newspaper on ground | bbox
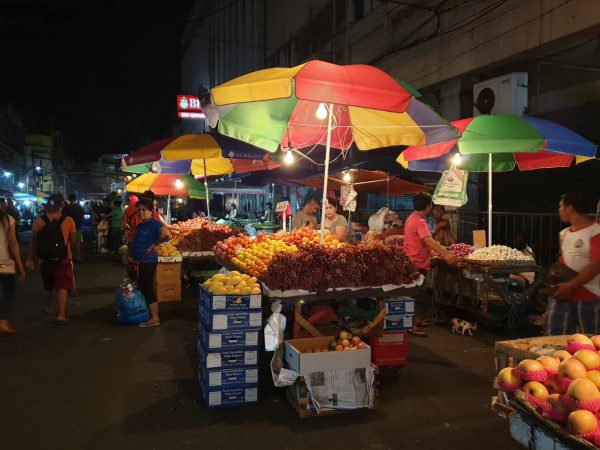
[304,366,375,413]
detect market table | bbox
[429,259,545,330]
[215,255,421,338]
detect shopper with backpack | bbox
[0,205,26,333]
[26,194,76,323]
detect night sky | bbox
[2,1,194,161]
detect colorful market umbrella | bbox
[123,133,267,165]
[204,59,458,240]
[125,173,210,199]
[397,115,597,245]
[293,169,431,195]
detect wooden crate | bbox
[286,364,379,419]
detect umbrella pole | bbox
[203,158,211,218]
[319,103,334,244]
[167,194,172,225]
[488,152,492,247]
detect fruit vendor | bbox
[544,192,600,335]
[291,195,320,229]
[129,197,171,328]
[404,193,458,337]
[322,198,348,241]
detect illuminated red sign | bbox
[177,95,202,111]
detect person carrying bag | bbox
[0,205,26,333]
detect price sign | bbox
[275,201,289,212]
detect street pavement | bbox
[0,250,521,450]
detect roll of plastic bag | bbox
[264,300,286,351]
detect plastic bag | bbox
[115,278,150,325]
[264,301,286,351]
[433,168,469,207]
[244,223,257,237]
[368,207,389,232]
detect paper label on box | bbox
[249,295,262,308]
[249,313,262,327]
[212,296,226,309]
[212,315,227,330]
[244,351,258,366]
[380,333,405,343]
[208,333,222,348]
[206,353,222,368]
[245,331,259,346]
[209,371,221,386]
[209,391,221,406]
[245,388,258,402]
[246,369,258,383]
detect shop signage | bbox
[177,95,205,119]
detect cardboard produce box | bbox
[200,306,262,331]
[199,327,260,350]
[383,314,413,331]
[198,366,259,388]
[199,382,258,408]
[199,285,262,312]
[385,297,415,315]
[156,280,181,302]
[156,262,181,283]
[284,336,371,377]
[198,343,258,369]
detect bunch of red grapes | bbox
[432,243,474,259]
[177,227,238,252]
[261,242,419,292]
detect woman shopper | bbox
[129,197,170,327]
[323,198,348,241]
[0,206,26,333]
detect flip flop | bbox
[138,321,161,328]
[409,328,428,337]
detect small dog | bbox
[451,318,478,336]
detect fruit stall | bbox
[493,333,600,449]
[429,244,544,331]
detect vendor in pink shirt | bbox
[404,193,457,337]
[404,193,457,270]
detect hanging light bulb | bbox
[452,153,462,166]
[343,171,352,183]
[315,102,327,120]
[174,178,184,189]
[284,149,295,165]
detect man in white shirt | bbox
[544,193,600,335]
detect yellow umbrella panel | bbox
[190,155,233,177]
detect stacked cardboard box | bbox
[155,262,181,302]
[382,296,415,331]
[198,285,262,408]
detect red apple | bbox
[559,358,588,380]
[335,345,344,351]
[522,381,550,401]
[567,378,600,402]
[537,356,560,373]
[340,339,351,348]
[351,336,361,346]
[568,410,599,435]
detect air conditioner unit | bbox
[473,72,528,116]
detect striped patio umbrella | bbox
[397,115,597,245]
[204,59,458,240]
